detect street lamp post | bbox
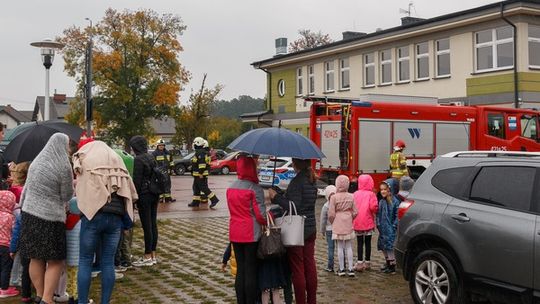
[30,39,65,121]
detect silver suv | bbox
[395,151,540,304]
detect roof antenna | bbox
[399,1,414,17]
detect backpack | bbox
[149,164,168,195]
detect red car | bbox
[210,151,239,175]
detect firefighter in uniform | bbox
[389,139,409,179]
[152,139,176,203]
[188,137,219,208]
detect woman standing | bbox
[227,155,266,304]
[269,158,318,304]
[73,140,138,304]
[18,133,74,304]
[129,136,160,267]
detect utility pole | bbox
[85,18,93,136]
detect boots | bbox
[188,201,200,208]
[383,260,396,274]
[209,197,219,208]
[380,259,390,272]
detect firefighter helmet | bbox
[192,137,205,149]
[393,139,406,151]
[203,140,209,148]
[156,139,166,146]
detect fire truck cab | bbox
[308,96,539,185]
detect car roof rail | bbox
[442,151,540,158]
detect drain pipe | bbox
[258,66,273,115]
[500,2,519,108]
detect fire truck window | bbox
[520,115,538,140]
[487,113,505,139]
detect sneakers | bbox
[354,261,365,272]
[323,267,334,273]
[115,265,128,273]
[347,269,356,277]
[383,264,396,274]
[132,257,154,267]
[115,272,124,280]
[364,261,371,270]
[337,269,346,277]
[120,262,132,269]
[91,270,101,278]
[53,292,69,302]
[0,287,19,298]
[152,257,158,265]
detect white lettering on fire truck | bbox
[490,146,507,151]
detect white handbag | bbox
[275,201,305,247]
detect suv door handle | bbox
[451,213,470,223]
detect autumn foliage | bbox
[288,29,333,53]
[59,8,189,147]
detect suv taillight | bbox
[398,199,415,220]
[275,168,288,173]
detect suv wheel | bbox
[410,248,467,304]
[175,165,186,175]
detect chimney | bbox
[53,93,66,104]
[275,38,288,56]
[342,31,367,40]
[401,16,425,26]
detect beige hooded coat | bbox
[328,175,358,236]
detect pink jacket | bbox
[328,175,357,235]
[0,191,16,247]
[353,175,379,231]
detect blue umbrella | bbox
[228,127,325,159]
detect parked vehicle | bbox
[258,157,296,189]
[395,151,540,304]
[173,149,226,175]
[210,151,240,175]
[308,96,540,186]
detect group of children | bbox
[320,174,414,276]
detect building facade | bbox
[251,0,540,135]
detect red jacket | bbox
[227,157,266,243]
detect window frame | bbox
[308,65,315,95]
[324,60,335,92]
[435,38,451,77]
[380,49,392,85]
[415,42,430,80]
[397,46,410,82]
[467,166,537,213]
[296,67,303,96]
[339,58,350,90]
[528,25,540,69]
[475,27,514,73]
[364,53,375,87]
[487,112,506,139]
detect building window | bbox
[436,38,451,77]
[277,79,285,97]
[380,49,392,84]
[475,26,514,72]
[296,67,303,96]
[324,61,335,92]
[529,25,540,68]
[364,53,375,87]
[308,65,315,95]
[339,58,350,90]
[416,42,429,79]
[397,46,410,82]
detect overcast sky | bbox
[0,0,498,110]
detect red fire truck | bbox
[308,96,540,186]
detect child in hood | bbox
[328,175,357,277]
[319,185,336,272]
[352,174,378,272]
[0,191,18,298]
[377,179,401,274]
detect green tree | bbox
[173,74,223,148]
[59,8,189,148]
[288,29,333,53]
[210,95,265,119]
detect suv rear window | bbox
[469,166,536,211]
[431,167,474,197]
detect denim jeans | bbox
[78,212,122,304]
[325,230,335,270]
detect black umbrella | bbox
[4,122,83,163]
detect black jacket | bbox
[272,169,318,240]
[130,136,155,195]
